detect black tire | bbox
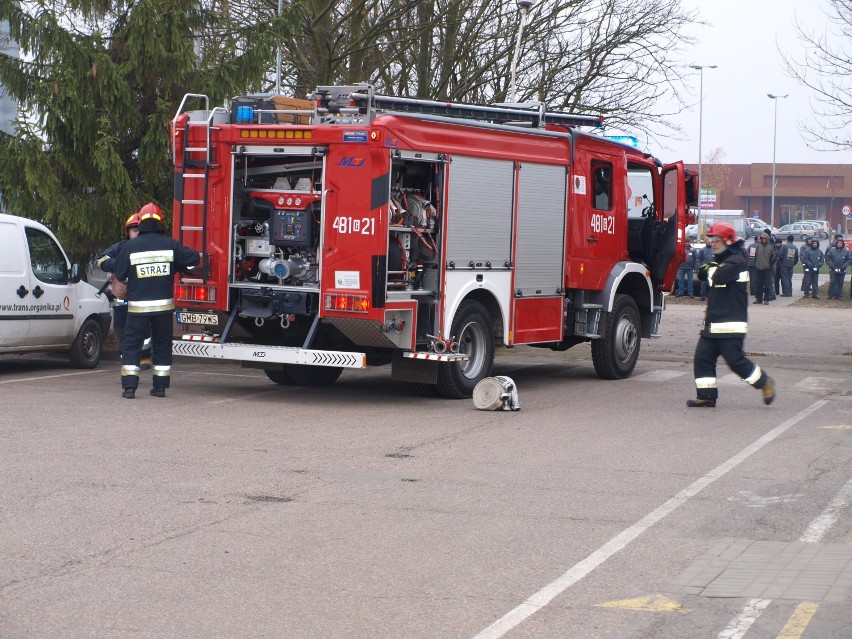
[283,364,343,386]
[68,318,104,369]
[435,300,495,399]
[264,368,295,385]
[591,294,641,380]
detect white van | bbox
[0,213,111,367]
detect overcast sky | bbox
[659,0,851,167]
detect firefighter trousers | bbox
[121,312,173,391]
[693,335,768,401]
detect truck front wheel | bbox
[435,300,495,399]
[591,294,641,380]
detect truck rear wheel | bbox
[68,318,104,369]
[591,294,640,380]
[282,364,343,386]
[264,368,295,385]
[435,300,495,399]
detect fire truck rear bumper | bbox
[172,337,366,368]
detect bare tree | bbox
[781,0,852,151]
[261,0,698,145]
[700,147,730,194]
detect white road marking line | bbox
[795,377,846,392]
[634,370,687,381]
[717,599,772,639]
[0,369,109,384]
[471,400,828,639]
[799,477,852,543]
[208,388,287,404]
[716,476,852,638]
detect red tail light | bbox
[324,293,370,313]
[175,284,216,303]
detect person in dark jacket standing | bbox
[675,241,698,297]
[777,234,799,297]
[697,236,714,301]
[114,203,200,398]
[801,238,825,299]
[771,236,783,298]
[96,212,141,351]
[753,232,776,304]
[825,236,850,300]
[799,235,811,293]
[745,236,759,295]
[687,222,775,408]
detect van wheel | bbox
[591,294,640,380]
[283,364,343,386]
[435,300,495,399]
[68,319,104,369]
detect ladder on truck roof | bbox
[172,94,225,281]
[312,83,604,129]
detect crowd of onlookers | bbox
[675,231,850,302]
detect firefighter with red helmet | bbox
[114,203,200,398]
[95,211,143,351]
[688,221,776,408]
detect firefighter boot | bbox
[122,388,135,399]
[150,388,166,398]
[761,376,776,405]
[686,398,716,408]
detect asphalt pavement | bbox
[654,271,851,374]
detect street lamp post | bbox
[688,64,717,209]
[508,0,534,103]
[768,93,788,228]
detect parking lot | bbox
[1,298,850,639]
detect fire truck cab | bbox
[170,85,697,398]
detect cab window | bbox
[26,227,69,284]
[592,163,612,211]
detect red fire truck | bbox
[170,85,697,398]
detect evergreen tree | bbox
[0,0,299,263]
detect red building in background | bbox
[688,163,852,235]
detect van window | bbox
[25,227,69,285]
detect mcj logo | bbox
[339,157,366,168]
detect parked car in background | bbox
[774,222,826,241]
[686,223,699,242]
[744,218,775,238]
[801,220,831,239]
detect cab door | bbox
[0,218,30,347]
[22,225,78,348]
[566,140,626,291]
[656,162,691,291]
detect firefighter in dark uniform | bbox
[687,222,776,408]
[114,203,200,398]
[96,212,141,351]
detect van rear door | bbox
[0,217,30,347]
[21,224,78,348]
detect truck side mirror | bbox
[70,263,82,284]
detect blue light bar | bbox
[236,106,254,124]
[605,135,640,149]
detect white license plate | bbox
[176,312,219,325]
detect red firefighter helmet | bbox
[137,202,164,223]
[706,222,738,246]
[124,212,142,229]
